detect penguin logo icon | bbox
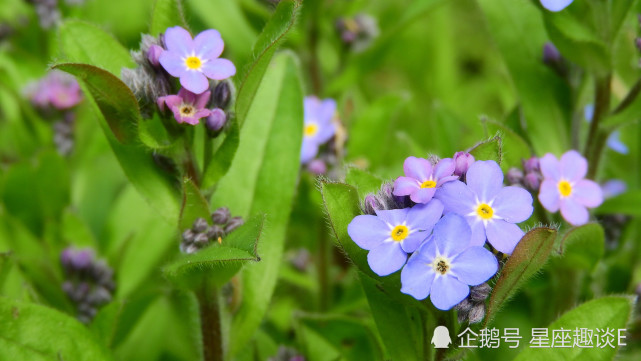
[431,326,452,349]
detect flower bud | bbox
[206,108,227,132]
[211,207,231,225]
[523,172,541,191]
[453,151,475,177]
[182,229,196,244]
[522,156,540,173]
[225,217,244,233]
[147,44,163,67]
[213,81,231,109]
[194,232,209,245]
[470,283,491,302]
[468,304,486,324]
[307,159,327,175]
[506,168,524,185]
[192,217,209,233]
[361,194,381,215]
[542,42,561,65]
[206,225,225,240]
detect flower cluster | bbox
[180,207,244,254]
[348,153,531,311]
[60,247,115,323]
[301,96,345,177]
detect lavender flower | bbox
[435,160,533,254]
[158,88,211,125]
[27,70,83,110]
[301,96,336,164]
[540,0,573,12]
[159,26,236,94]
[401,214,498,310]
[538,150,603,226]
[347,200,444,276]
[393,157,458,204]
[601,179,627,200]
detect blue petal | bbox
[451,247,498,286]
[375,208,410,226]
[432,214,472,258]
[347,215,389,250]
[485,220,524,255]
[430,275,470,311]
[607,130,629,155]
[434,180,476,216]
[401,242,437,300]
[367,242,408,276]
[466,160,504,202]
[540,0,574,12]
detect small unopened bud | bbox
[213,81,231,109]
[211,207,231,225]
[307,159,327,175]
[192,218,209,233]
[361,194,380,215]
[522,156,540,173]
[453,151,475,177]
[87,286,112,305]
[206,225,225,240]
[468,304,486,324]
[182,229,196,244]
[470,283,491,302]
[635,283,641,297]
[193,233,209,245]
[147,44,163,67]
[454,298,473,313]
[206,108,227,132]
[225,217,244,233]
[542,42,562,65]
[506,168,524,185]
[523,172,541,191]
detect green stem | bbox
[612,77,641,115]
[203,131,213,175]
[318,221,331,312]
[197,280,224,361]
[585,74,612,179]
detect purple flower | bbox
[27,70,83,110]
[601,180,627,200]
[347,200,444,276]
[159,26,236,94]
[306,159,327,175]
[158,88,211,125]
[301,96,336,164]
[540,0,573,12]
[453,151,475,177]
[393,157,458,204]
[538,150,603,226]
[435,160,533,254]
[401,214,498,310]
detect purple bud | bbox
[468,304,485,324]
[206,225,225,240]
[542,42,561,65]
[147,44,163,67]
[522,156,540,173]
[453,151,475,176]
[506,168,524,185]
[206,108,227,132]
[364,194,378,211]
[192,218,209,233]
[523,172,541,191]
[182,229,196,244]
[73,249,94,270]
[470,283,491,302]
[307,159,327,175]
[194,232,209,245]
[211,207,231,225]
[225,217,244,233]
[213,81,231,109]
[60,248,74,269]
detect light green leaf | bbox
[201,120,240,190]
[179,177,210,230]
[234,0,302,126]
[482,118,532,169]
[469,135,503,164]
[212,51,303,356]
[57,20,133,76]
[514,296,635,361]
[596,190,641,217]
[559,223,605,272]
[485,227,558,326]
[149,0,189,36]
[0,298,113,361]
[163,215,263,289]
[90,294,157,349]
[345,167,384,197]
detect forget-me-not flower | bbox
[393,156,458,204]
[301,96,336,164]
[157,88,211,125]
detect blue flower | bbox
[540,0,574,12]
[401,214,498,310]
[301,96,336,164]
[347,200,444,276]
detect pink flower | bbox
[158,88,211,125]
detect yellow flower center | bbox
[558,180,572,197]
[179,105,195,117]
[185,56,202,70]
[432,256,450,275]
[420,180,436,188]
[476,203,494,220]
[390,225,409,242]
[304,123,318,137]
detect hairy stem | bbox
[585,74,612,179]
[197,280,224,361]
[318,221,331,312]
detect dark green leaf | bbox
[0,298,113,360]
[234,0,302,126]
[179,177,210,230]
[163,215,263,288]
[201,120,240,190]
[485,227,557,326]
[57,20,134,76]
[559,223,605,271]
[149,0,189,36]
[0,252,12,289]
[211,51,303,356]
[514,296,635,361]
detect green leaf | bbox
[345,167,384,197]
[201,120,240,190]
[482,118,532,169]
[234,0,302,126]
[477,0,569,155]
[596,190,641,217]
[559,223,605,272]
[0,298,113,361]
[90,294,157,349]
[0,252,12,289]
[163,215,263,288]
[359,273,423,361]
[485,227,558,326]
[468,135,503,164]
[54,63,181,222]
[514,296,636,361]
[179,178,210,230]
[212,51,303,356]
[57,20,134,76]
[149,0,189,36]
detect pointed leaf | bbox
[150,0,189,36]
[469,135,503,164]
[559,223,604,272]
[201,120,240,190]
[345,167,385,197]
[179,177,210,230]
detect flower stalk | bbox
[585,74,612,179]
[197,279,224,361]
